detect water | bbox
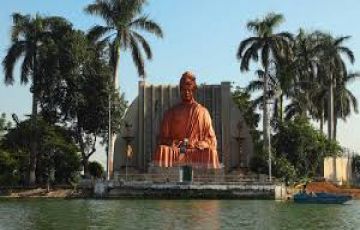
[0,199,359,230]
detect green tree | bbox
[236,12,293,179]
[88,161,104,178]
[273,117,341,178]
[2,118,81,185]
[312,33,355,141]
[2,13,71,185]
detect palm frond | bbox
[132,31,152,59]
[129,34,145,77]
[84,0,114,25]
[21,53,33,84]
[87,25,113,42]
[236,37,259,59]
[2,41,27,85]
[245,80,264,93]
[240,42,261,71]
[129,16,163,38]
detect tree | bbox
[273,117,341,178]
[2,118,81,185]
[85,0,163,175]
[34,28,127,176]
[236,12,293,179]
[2,13,71,185]
[312,33,355,141]
[88,161,104,178]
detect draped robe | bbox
[153,101,220,169]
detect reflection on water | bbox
[0,199,359,230]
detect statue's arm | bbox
[194,108,217,150]
[159,110,175,146]
[202,109,217,149]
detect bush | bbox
[88,161,104,178]
[0,150,19,186]
[273,117,341,179]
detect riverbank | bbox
[2,181,360,199]
[0,188,84,198]
[0,182,275,199]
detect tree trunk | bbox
[327,71,336,181]
[327,72,334,140]
[320,115,324,134]
[83,157,90,177]
[320,100,325,134]
[29,51,38,186]
[334,113,337,140]
[107,48,120,180]
[263,66,272,181]
[279,93,284,122]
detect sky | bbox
[1,0,360,164]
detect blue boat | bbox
[294,192,352,204]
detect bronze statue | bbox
[153,71,220,168]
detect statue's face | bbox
[180,83,195,103]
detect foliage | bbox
[0,113,12,140]
[85,0,163,78]
[88,161,104,178]
[2,118,81,185]
[352,155,360,176]
[0,149,19,186]
[272,155,297,183]
[232,87,260,133]
[273,117,341,178]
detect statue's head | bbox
[180,71,197,103]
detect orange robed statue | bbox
[153,71,220,169]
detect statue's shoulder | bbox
[196,103,209,112]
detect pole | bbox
[126,153,128,181]
[107,89,112,181]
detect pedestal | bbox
[179,166,193,183]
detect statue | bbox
[153,71,220,169]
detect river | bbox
[0,199,359,229]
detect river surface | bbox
[0,199,359,230]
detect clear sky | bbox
[1,0,360,164]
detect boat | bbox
[294,192,352,204]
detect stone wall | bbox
[324,156,353,185]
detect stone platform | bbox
[93,180,275,199]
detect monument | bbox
[113,71,254,181]
[153,71,220,170]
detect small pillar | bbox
[179,166,193,183]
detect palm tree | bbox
[85,0,163,177]
[84,0,163,86]
[313,33,355,141]
[236,13,293,180]
[2,13,58,185]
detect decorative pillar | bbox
[221,82,231,172]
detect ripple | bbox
[0,199,359,230]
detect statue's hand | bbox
[171,140,181,147]
[195,141,209,150]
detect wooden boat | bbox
[294,192,352,204]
